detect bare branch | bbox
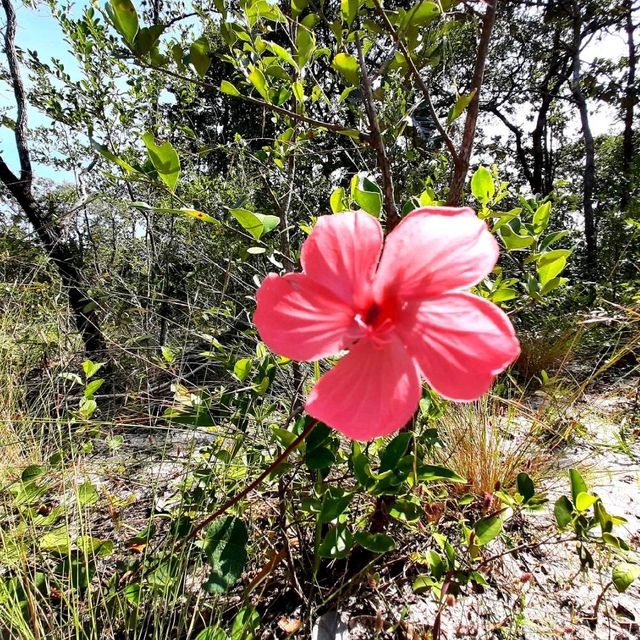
[140,61,370,142]
[371,0,459,165]
[356,34,398,230]
[447,0,498,205]
[486,105,533,186]
[1,0,32,186]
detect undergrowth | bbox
[1,250,639,640]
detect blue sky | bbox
[0,2,83,184]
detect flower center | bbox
[352,296,400,347]
[364,302,382,327]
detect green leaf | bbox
[21,465,47,483]
[108,0,139,44]
[141,132,180,192]
[491,209,520,231]
[40,526,71,553]
[203,516,248,593]
[569,469,587,503]
[161,346,176,364]
[306,422,331,451]
[540,276,568,295]
[90,140,137,173]
[231,606,260,640]
[78,481,99,507]
[84,378,104,399]
[499,224,534,250]
[318,524,353,559]
[341,0,359,27]
[537,249,571,286]
[412,574,439,594]
[473,515,502,546]
[233,357,252,381]
[416,464,466,483]
[189,36,211,78]
[305,446,336,470]
[319,489,354,523]
[402,1,441,29]
[252,376,270,394]
[602,533,627,549]
[230,208,280,241]
[379,432,412,473]
[60,372,82,386]
[82,359,103,379]
[196,627,228,640]
[292,80,304,103]
[124,583,141,604]
[78,398,97,418]
[595,500,613,534]
[330,187,347,213]
[220,80,241,97]
[132,24,165,58]
[248,66,270,101]
[76,536,113,557]
[539,230,569,251]
[612,562,640,593]
[491,287,518,303]
[351,442,374,488]
[389,498,423,522]
[470,166,495,203]
[554,495,573,529]
[448,89,476,124]
[292,0,308,17]
[575,492,598,512]
[533,201,551,234]
[333,52,360,86]
[351,175,382,217]
[516,473,535,502]
[354,532,395,553]
[295,27,315,67]
[268,42,297,67]
[245,0,284,25]
[426,545,449,580]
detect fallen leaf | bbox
[278,617,302,634]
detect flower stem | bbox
[312,471,325,576]
[185,418,318,543]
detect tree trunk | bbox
[531,24,572,196]
[569,1,597,277]
[621,0,636,212]
[447,0,498,206]
[0,0,107,358]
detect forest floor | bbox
[22,369,636,640]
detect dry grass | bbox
[436,396,552,497]
[512,324,582,381]
[0,316,43,479]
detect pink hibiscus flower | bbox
[254,207,520,441]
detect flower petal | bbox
[254,273,358,361]
[305,337,422,440]
[301,210,383,307]
[397,292,520,401]
[374,206,498,300]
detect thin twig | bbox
[474,534,574,569]
[139,61,370,141]
[371,0,458,164]
[356,33,399,230]
[447,0,498,205]
[183,418,317,543]
[589,579,613,625]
